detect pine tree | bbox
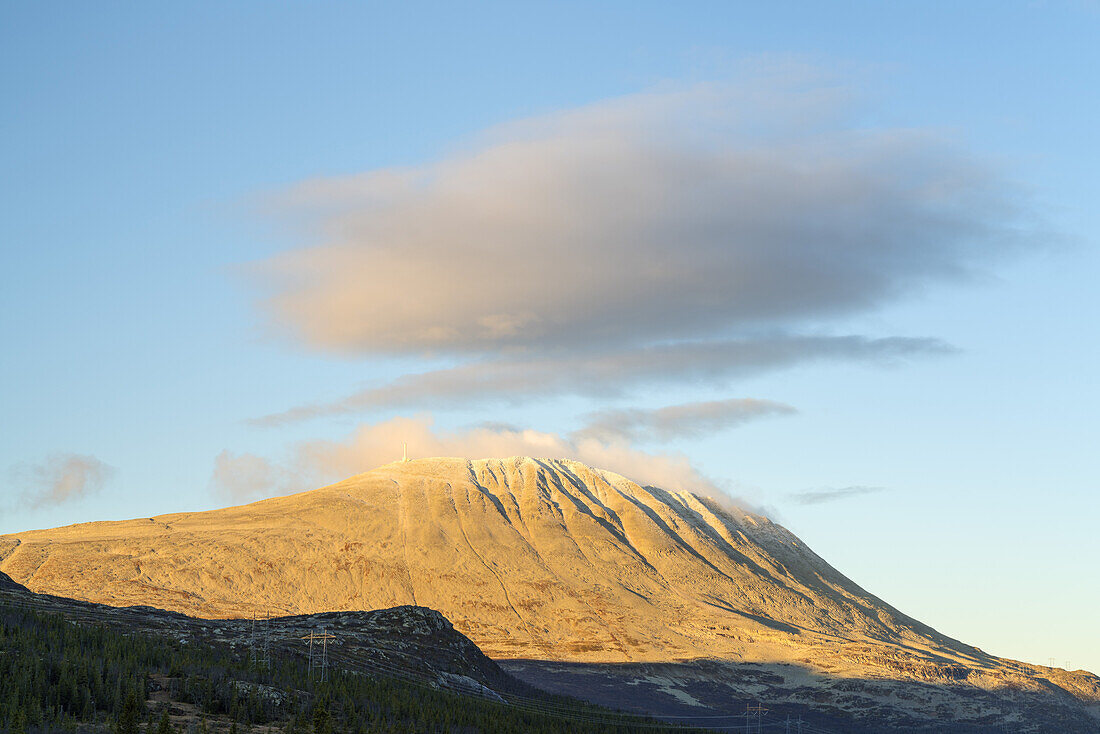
[312,702,332,734]
[114,690,141,734]
[156,707,174,734]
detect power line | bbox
[746,703,768,734]
[262,612,271,672]
[300,627,336,682]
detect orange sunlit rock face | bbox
[1,456,1096,709]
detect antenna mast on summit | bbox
[402,442,408,462]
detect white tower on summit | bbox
[402,442,408,463]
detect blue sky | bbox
[2,2,1098,673]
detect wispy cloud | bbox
[577,398,797,443]
[254,334,951,425]
[213,414,726,502]
[311,415,724,494]
[788,485,887,505]
[208,450,302,502]
[9,454,115,509]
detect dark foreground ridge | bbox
[0,571,711,734]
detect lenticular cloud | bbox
[253,77,1031,357]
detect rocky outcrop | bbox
[0,570,28,592]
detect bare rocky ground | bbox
[501,658,1100,733]
[3,457,1098,732]
[144,674,282,734]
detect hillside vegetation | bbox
[0,595,706,734]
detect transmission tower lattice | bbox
[261,613,271,671]
[301,627,336,682]
[746,703,768,734]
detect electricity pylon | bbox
[746,703,768,734]
[301,627,336,682]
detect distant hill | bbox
[3,456,1098,731]
[0,568,694,733]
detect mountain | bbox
[0,457,961,661]
[3,457,1098,731]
